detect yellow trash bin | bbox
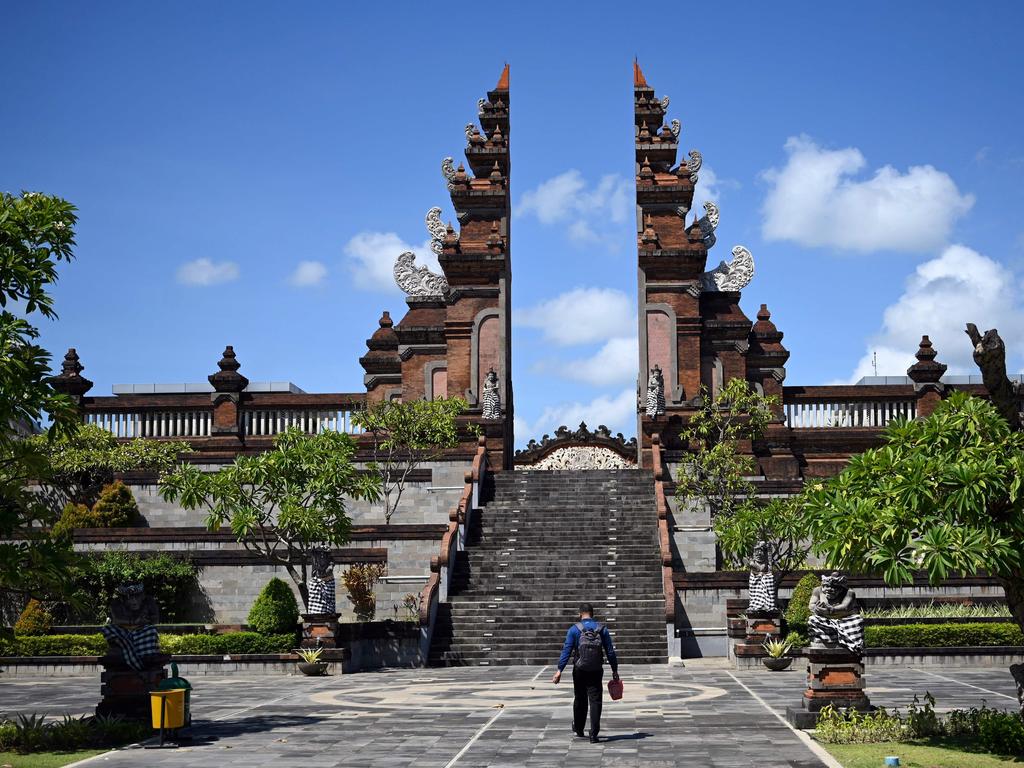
[150,688,186,730]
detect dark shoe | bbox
[574,730,586,738]
[589,733,600,743]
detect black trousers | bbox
[572,667,603,735]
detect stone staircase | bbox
[429,469,668,666]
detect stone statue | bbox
[481,368,501,419]
[307,545,336,615]
[701,245,755,292]
[747,540,777,612]
[807,572,864,652]
[686,149,701,182]
[101,583,161,671]
[645,365,665,418]
[393,208,451,298]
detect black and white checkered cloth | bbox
[808,613,865,652]
[101,624,160,671]
[308,577,336,615]
[748,571,777,612]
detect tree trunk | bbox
[999,574,1024,719]
[966,324,1020,429]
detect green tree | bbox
[352,398,468,523]
[713,496,810,592]
[159,428,380,610]
[804,392,1024,706]
[0,191,81,606]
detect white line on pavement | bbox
[726,671,843,768]
[531,665,549,682]
[443,706,506,768]
[914,668,1017,701]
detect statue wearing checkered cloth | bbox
[101,583,161,671]
[307,545,337,615]
[807,572,864,653]
[747,541,777,612]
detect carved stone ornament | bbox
[477,98,486,111]
[701,244,755,292]
[441,156,457,190]
[645,365,665,418]
[696,200,719,249]
[481,368,501,419]
[686,149,702,182]
[808,572,865,653]
[670,119,681,139]
[465,123,475,141]
[307,544,337,615]
[529,446,636,471]
[660,95,670,110]
[393,208,450,297]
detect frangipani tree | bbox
[160,428,380,611]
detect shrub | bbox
[247,578,299,634]
[0,634,107,657]
[0,712,149,753]
[343,563,386,621]
[14,599,53,636]
[91,481,139,527]
[865,621,1024,648]
[51,502,99,537]
[978,710,1024,755]
[784,573,820,637]
[68,551,199,623]
[161,632,295,655]
[814,704,907,744]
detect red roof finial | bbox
[495,63,509,90]
[633,59,648,88]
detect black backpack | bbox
[573,621,605,672]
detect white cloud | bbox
[544,336,638,386]
[761,135,974,253]
[515,170,632,249]
[515,288,634,346]
[289,260,327,287]
[343,232,438,293]
[691,165,740,219]
[176,258,240,286]
[517,388,636,443]
[848,244,1024,381]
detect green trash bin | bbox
[155,663,193,727]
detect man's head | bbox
[578,602,594,619]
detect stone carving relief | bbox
[701,245,755,292]
[441,156,457,190]
[660,95,670,110]
[530,446,636,471]
[464,123,475,141]
[696,200,719,248]
[481,367,501,419]
[645,365,665,418]
[686,150,702,182]
[669,119,681,139]
[393,207,450,297]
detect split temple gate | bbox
[53,64,1020,661]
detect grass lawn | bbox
[0,750,106,768]
[823,740,1023,767]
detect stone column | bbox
[787,647,871,728]
[208,346,248,438]
[49,348,93,411]
[907,335,947,419]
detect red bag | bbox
[607,678,623,701]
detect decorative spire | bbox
[641,215,659,247]
[638,121,651,142]
[495,63,509,91]
[638,156,654,183]
[907,335,947,384]
[633,59,648,88]
[489,161,504,184]
[50,347,93,398]
[208,346,249,393]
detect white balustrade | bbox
[784,400,916,428]
[84,410,213,438]
[243,409,362,436]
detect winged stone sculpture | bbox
[701,245,755,292]
[393,207,450,297]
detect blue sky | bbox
[3,1,1023,444]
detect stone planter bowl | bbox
[297,661,329,676]
[762,656,793,671]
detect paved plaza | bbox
[1,663,1020,767]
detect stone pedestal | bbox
[729,609,781,666]
[786,647,871,728]
[96,652,170,720]
[302,613,345,660]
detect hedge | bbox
[865,622,1024,648]
[0,631,296,657]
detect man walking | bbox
[551,603,619,743]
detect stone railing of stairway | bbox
[417,436,489,659]
[651,434,676,637]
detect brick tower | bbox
[633,62,796,478]
[360,66,514,468]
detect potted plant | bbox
[761,635,794,671]
[295,647,329,676]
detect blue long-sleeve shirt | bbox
[557,618,618,673]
